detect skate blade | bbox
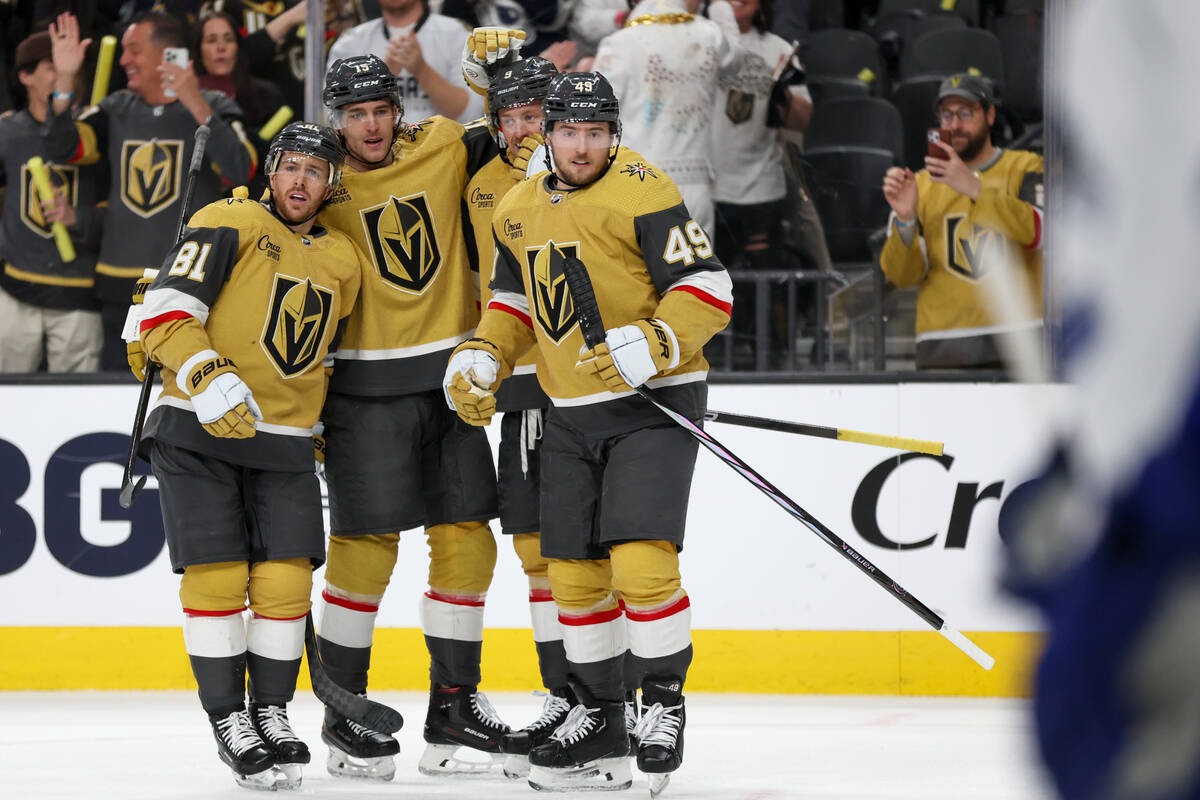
[325,746,396,781]
[503,753,531,779]
[528,758,633,792]
[275,763,303,791]
[417,743,506,777]
[232,765,283,791]
[648,773,670,798]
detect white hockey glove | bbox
[461,27,527,96]
[577,319,680,392]
[443,339,502,426]
[180,349,262,439]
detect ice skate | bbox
[210,708,284,791]
[624,690,639,748]
[419,685,511,777]
[503,686,576,779]
[527,699,632,792]
[634,685,685,798]
[250,703,309,790]
[321,703,400,781]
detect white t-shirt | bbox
[710,29,809,205]
[327,13,483,124]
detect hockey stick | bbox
[703,409,944,455]
[303,613,404,733]
[560,255,994,670]
[119,125,210,509]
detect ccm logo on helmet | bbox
[569,101,599,108]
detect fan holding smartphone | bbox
[160,45,190,98]
[878,72,1046,370]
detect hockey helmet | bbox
[488,57,558,149]
[265,122,345,189]
[542,71,620,132]
[541,72,622,185]
[323,55,404,122]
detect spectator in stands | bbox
[441,0,580,65]
[880,73,1044,370]
[193,10,287,196]
[568,0,626,63]
[44,10,255,372]
[201,0,313,114]
[593,0,744,235]
[327,0,484,123]
[0,30,104,373]
[710,0,811,367]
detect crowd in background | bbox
[0,0,1045,376]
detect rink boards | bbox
[0,381,1064,696]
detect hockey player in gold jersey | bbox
[135,123,362,790]
[458,55,580,777]
[312,52,518,780]
[881,73,1044,369]
[444,72,732,793]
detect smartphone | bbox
[927,128,953,160]
[162,47,189,97]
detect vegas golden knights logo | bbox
[260,274,334,378]
[724,90,754,124]
[121,139,182,218]
[361,193,442,294]
[526,241,580,343]
[20,163,78,237]
[944,216,1014,281]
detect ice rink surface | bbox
[0,690,1054,800]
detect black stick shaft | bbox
[119,125,211,508]
[560,254,945,631]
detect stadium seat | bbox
[871,11,967,78]
[875,0,981,27]
[806,29,886,103]
[898,27,1005,84]
[994,11,1044,122]
[889,76,943,170]
[803,97,903,261]
[808,0,847,31]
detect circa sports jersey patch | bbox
[260,274,334,378]
[120,139,182,218]
[360,192,443,294]
[620,162,658,181]
[19,162,78,238]
[526,241,581,344]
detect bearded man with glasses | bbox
[879,72,1045,370]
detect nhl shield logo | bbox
[361,193,442,294]
[20,163,78,238]
[121,139,182,218]
[526,241,581,343]
[260,274,334,378]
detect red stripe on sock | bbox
[183,607,244,617]
[624,595,691,622]
[250,611,308,621]
[529,589,555,602]
[321,590,378,613]
[425,590,486,607]
[558,605,623,626]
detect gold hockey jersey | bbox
[464,152,546,412]
[483,147,733,437]
[317,116,496,396]
[880,148,1044,369]
[140,197,364,470]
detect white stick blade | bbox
[939,623,996,670]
